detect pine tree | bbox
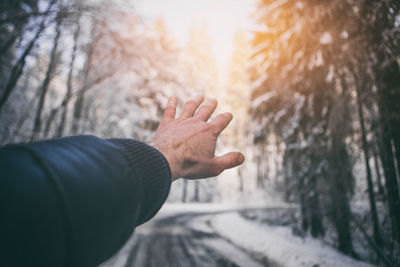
[250,0,400,261]
[226,29,252,191]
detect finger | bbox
[210,112,233,135]
[212,152,245,175]
[179,95,204,119]
[163,96,178,121]
[195,98,217,121]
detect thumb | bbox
[212,152,245,172]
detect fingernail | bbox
[238,154,245,164]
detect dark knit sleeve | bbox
[108,139,172,225]
[0,136,171,267]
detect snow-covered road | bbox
[101,208,272,266]
[101,204,375,267]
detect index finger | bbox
[210,112,233,136]
[163,96,178,121]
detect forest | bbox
[1,0,399,266]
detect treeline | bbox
[0,0,200,142]
[0,0,220,204]
[0,0,94,140]
[249,0,400,265]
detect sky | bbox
[133,0,256,84]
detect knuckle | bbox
[201,121,211,129]
[197,121,210,131]
[203,123,216,135]
[190,117,202,124]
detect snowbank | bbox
[211,212,376,267]
[156,202,297,218]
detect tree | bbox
[250,0,355,255]
[226,29,252,191]
[31,11,63,141]
[250,0,400,262]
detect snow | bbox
[251,25,275,34]
[341,31,349,39]
[203,239,265,267]
[395,14,400,27]
[250,91,276,109]
[254,0,289,21]
[308,50,324,69]
[320,32,333,44]
[211,212,376,267]
[326,65,335,82]
[274,108,287,123]
[251,73,269,91]
[282,94,305,139]
[158,202,296,216]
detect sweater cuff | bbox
[108,139,171,225]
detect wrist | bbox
[150,143,180,182]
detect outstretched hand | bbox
[151,95,245,181]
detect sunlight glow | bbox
[134,0,256,85]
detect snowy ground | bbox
[101,203,376,267]
[209,212,375,267]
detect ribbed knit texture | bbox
[108,139,171,225]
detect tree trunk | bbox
[328,95,355,256]
[71,21,98,134]
[331,171,354,256]
[81,95,93,132]
[378,116,400,243]
[71,91,85,134]
[43,107,58,137]
[238,167,244,192]
[355,84,382,246]
[373,146,385,195]
[56,17,81,137]
[385,61,400,180]
[30,17,62,141]
[258,145,266,188]
[256,154,263,188]
[309,174,324,237]
[182,180,187,203]
[283,153,293,202]
[193,181,200,202]
[300,186,308,232]
[377,60,400,243]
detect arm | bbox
[0,95,244,267]
[0,136,171,267]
